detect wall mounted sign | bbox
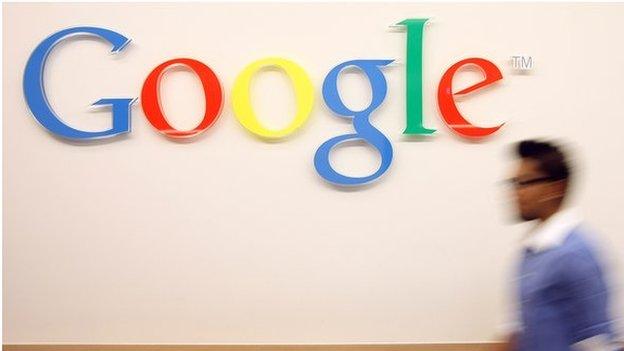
[23,18,509,187]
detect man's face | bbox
[511,159,553,221]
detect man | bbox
[501,139,619,351]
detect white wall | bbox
[3,2,624,344]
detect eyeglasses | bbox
[507,176,554,188]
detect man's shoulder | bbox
[560,227,600,256]
[553,227,604,275]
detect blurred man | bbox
[501,139,619,351]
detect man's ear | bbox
[541,180,567,202]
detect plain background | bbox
[3,2,624,344]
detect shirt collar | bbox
[522,208,582,253]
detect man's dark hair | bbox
[517,139,571,182]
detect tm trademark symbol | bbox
[511,55,533,71]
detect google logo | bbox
[23,19,505,187]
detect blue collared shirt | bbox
[517,225,616,351]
